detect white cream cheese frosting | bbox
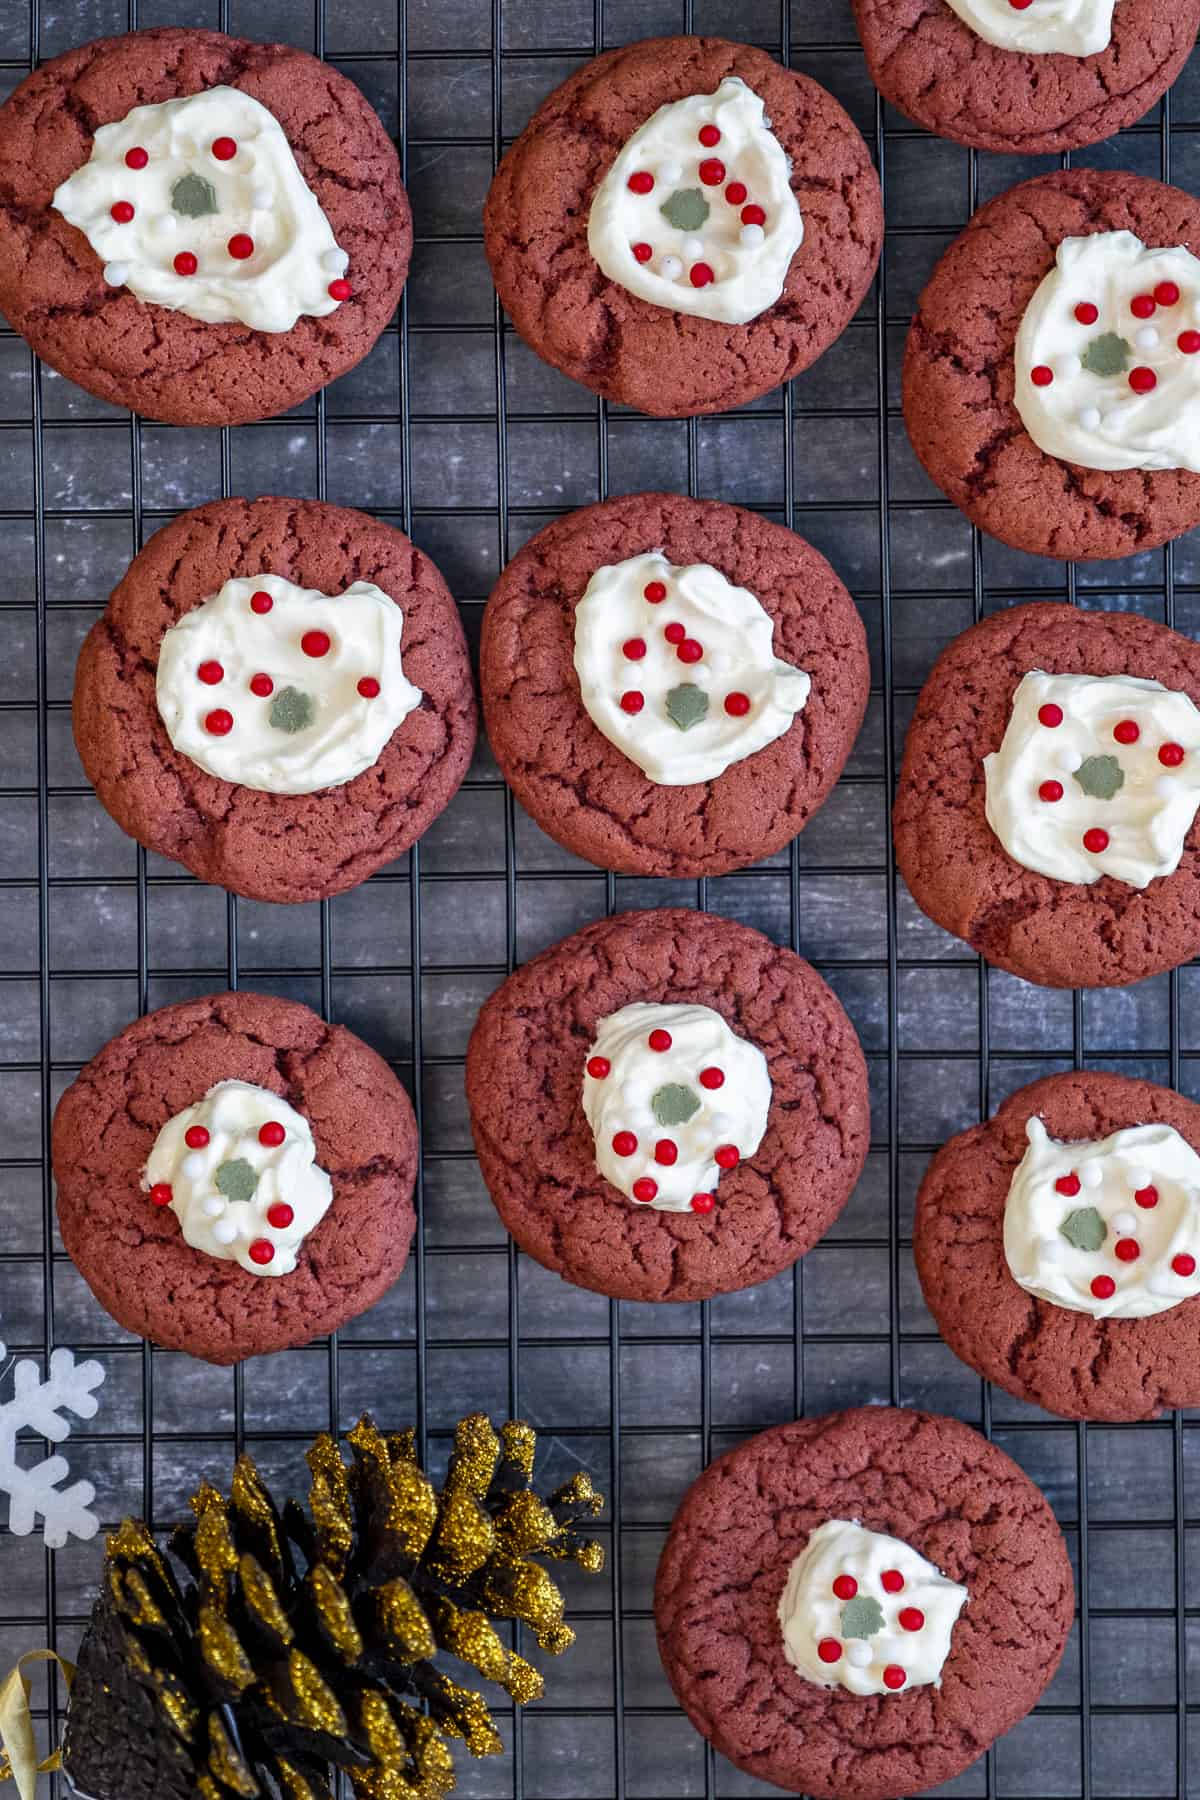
[53,86,350,333]
[1003,1115,1200,1319]
[943,0,1123,57]
[573,551,810,785]
[142,1080,333,1277]
[778,1519,968,1697]
[581,1001,771,1213]
[1014,232,1200,473]
[587,77,804,325]
[156,572,423,796]
[983,671,1200,889]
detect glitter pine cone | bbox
[61,1413,605,1800]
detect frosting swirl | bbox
[943,0,1122,56]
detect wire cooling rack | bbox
[2,0,1200,1795]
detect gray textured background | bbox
[1,1,1199,1796]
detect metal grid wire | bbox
[2,0,1200,1795]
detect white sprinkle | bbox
[660,255,683,281]
[213,1218,239,1245]
[158,213,177,234]
[1057,353,1082,380]
[251,184,273,210]
[1156,775,1180,799]
[182,1152,207,1181]
[683,237,705,262]
[322,246,350,274]
[1057,748,1083,773]
[1078,406,1102,432]
[660,160,683,184]
[102,262,130,287]
[740,223,765,248]
[1136,326,1160,351]
[1128,1168,1151,1192]
[1112,1210,1137,1235]
[1039,1237,1062,1265]
[846,1642,872,1668]
[202,1195,225,1218]
[1080,1161,1103,1188]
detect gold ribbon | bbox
[0,1652,74,1800]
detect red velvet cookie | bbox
[916,1072,1200,1421]
[484,35,882,417]
[853,0,1199,155]
[904,169,1200,561]
[894,602,1200,988]
[73,496,476,904]
[480,493,869,876]
[0,28,410,424]
[52,991,418,1365]
[655,1407,1074,1800]
[464,908,869,1305]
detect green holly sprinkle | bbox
[652,1083,701,1127]
[1059,1206,1107,1253]
[170,173,219,218]
[841,1595,885,1639]
[269,687,316,734]
[1081,332,1131,378]
[666,684,709,732]
[215,1158,258,1204]
[660,188,710,233]
[1073,754,1125,802]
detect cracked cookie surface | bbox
[72,495,476,903]
[483,35,883,417]
[480,493,869,876]
[893,602,1200,987]
[465,908,870,1303]
[655,1406,1074,1800]
[916,1072,1200,1420]
[853,0,1199,155]
[52,990,418,1364]
[903,170,1200,561]
[0,27,411,424]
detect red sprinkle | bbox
[699,1067,725,1089]
[205,708,233,736]
[1083,827,1110,853]
[613,1131,638,1157]
[725,692,751,717]
[1115,1238,1141,1262]
[328,278,353,302]
[654,1139,678,1166]
[267,1203,294,1229]
[249,1239,275,1266]
[249,673,274,698]
[1038,703,1064,727]
[1159,743,1185,767]
[623,637,647,660]
[725,181,748,205]
[1179,331,1200,355]
[258,1121,287,1148]
[197,660,223,686]
[832,1575,858,1600]
[690,262,715,288]
[715,1145,739,1170]
[1055,1174,1081,1196]
[302,630,331,658]
[1155,280,1181,306]
[1091,1274,1116,1300]
[111,201,135,223]
[699,158,726,186]
[698,124,722,146]
[649,1029,672,1052]
[125,146,149,169]
[357,676,381,699]
[632,1176,658,1202]
[1173,1253,1196,1277]
[1039,780,1064,803]
[677,638,703,664]
[664,621,686,645]
[633,242,653,263]
[173,251,198,277]
[1129,366,1158,394]
[1030,365,1054,387]
[883,1666,906,1691]
[1114,719,1140,744]
[227,233,255,260]
[627,171,654,194]
[1074,302,1099,324]
[184,1126,210,1149]
[1135,1185,1159,1208]
[690,1192,716,1214]
[644,581,667,603]
[1010,0,1033,8]
[899,1608,925,1632]
[1131,294,1157,318]
[587,1056,611,1079]
[250,590,273,614]
[881,1570,905,1593]
[741,204,766,227]
[620,691,644,714]
[817,1639,842,1664]
[150,1182,173,1207]
[212,136,238,161]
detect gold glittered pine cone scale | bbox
[58,1412,605,1800]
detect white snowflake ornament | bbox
[0,1343,105,1548]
